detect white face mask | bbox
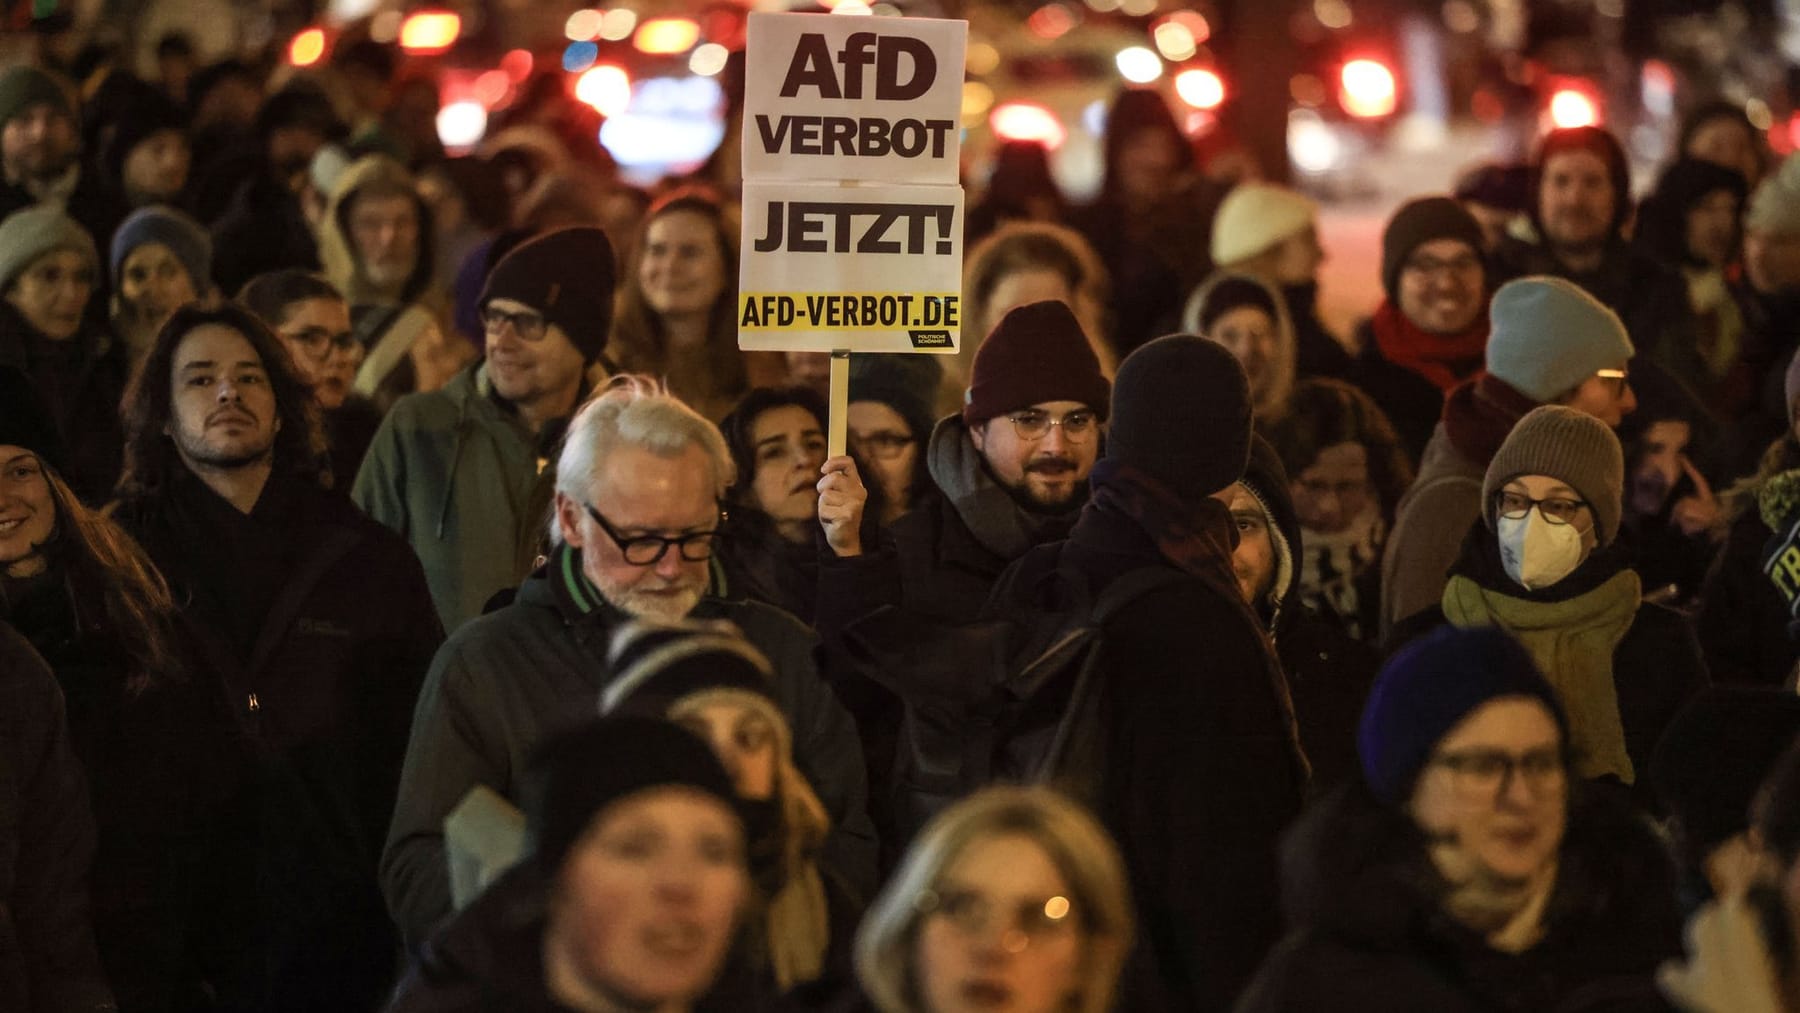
[1496,509,1587,590]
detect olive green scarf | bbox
[1442,569,1640,783]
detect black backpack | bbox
[838,552,1186,846]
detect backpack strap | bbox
[1027,565,1191,786]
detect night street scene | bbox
[3,0,1800,1009]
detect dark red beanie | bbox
[963,300,1110,427]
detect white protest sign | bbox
[738,180,963,354]
[741,12,965,185]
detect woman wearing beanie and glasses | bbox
[1390,406,1708,806]
[854,786,1134,1013]
[389,715,753,1013]
[1238,625,1683,1012]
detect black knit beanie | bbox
[523,716,741,876]
[849,353,942,446]
[1107,334,1252,499]
[479,226,616,363]
[964,300,1110,426]
[599,619,777,718]
[103,93,188,188]
[1380,196,1486,300]
[0,366,65,473]
[1194,276,1279,336]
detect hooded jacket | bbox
[316,155,447,412]
[379,551,877,946]
[1236,782,1684,1013]
[352,360,556,632]
[1241,441,1380,790]
[1181,272,1299,426]
[0,622,113,1013]
[819,414,1088,633]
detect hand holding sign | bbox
[818,454,868,558]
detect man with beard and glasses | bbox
[816,300,1111,629]
[110,303,443,1013]
[381,375,876,947]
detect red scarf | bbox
[1370,300,1489,393]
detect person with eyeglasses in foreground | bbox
[239,269,383,490]
[381,374,877,948]
[817,300,1111,630]
[1389,405,1707,810]
[1381,276,1639,641]
[352,226,615,632]
[853,786,1134,1013]
[1237,625,1684,1013]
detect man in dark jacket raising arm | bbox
[381,375,877,946]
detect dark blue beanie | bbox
[1358,626,1567,804]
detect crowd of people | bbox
[5,29,1800,1013]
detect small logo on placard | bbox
[908,329,953,348]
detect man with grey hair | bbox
[380,375,877,944]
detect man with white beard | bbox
[380,376,876,944]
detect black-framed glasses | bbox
[583,501,726,565]
[915,884,1077,952]
[1006,408,1098,443]
[1495,490,1589,526]
[281,325,361,362]
[1428,746,1566,798]
[849,431,914,461]
[482,305,549,342]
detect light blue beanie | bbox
[1485,276,1634,402]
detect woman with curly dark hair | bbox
[1262,378,1414,643]
[605,188,785,421]
[0,365,236,1012]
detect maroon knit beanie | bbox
[963,300,1111,427]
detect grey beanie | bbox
[110,206,213,293]
[1747,152,1800,236]
[0,65,73,130]
[1482,405,1625,547]
[0,206,97,289]
[1486,276,1634,402]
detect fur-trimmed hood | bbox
[316,154,438,307]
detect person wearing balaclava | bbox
[600,619,858,1003]
[1391,405,1708,802]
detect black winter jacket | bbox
[1236,782,1682,1013]
[2,571,239,1013]
[0,622,113,1013]
[1698,503,1799,688]
[0,301,127,506]
[113,470,443,1013]
[1346,318,1447,465]
[1394,532,1710,808]
[380,552,877,945]
[992,502,1309,1012]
